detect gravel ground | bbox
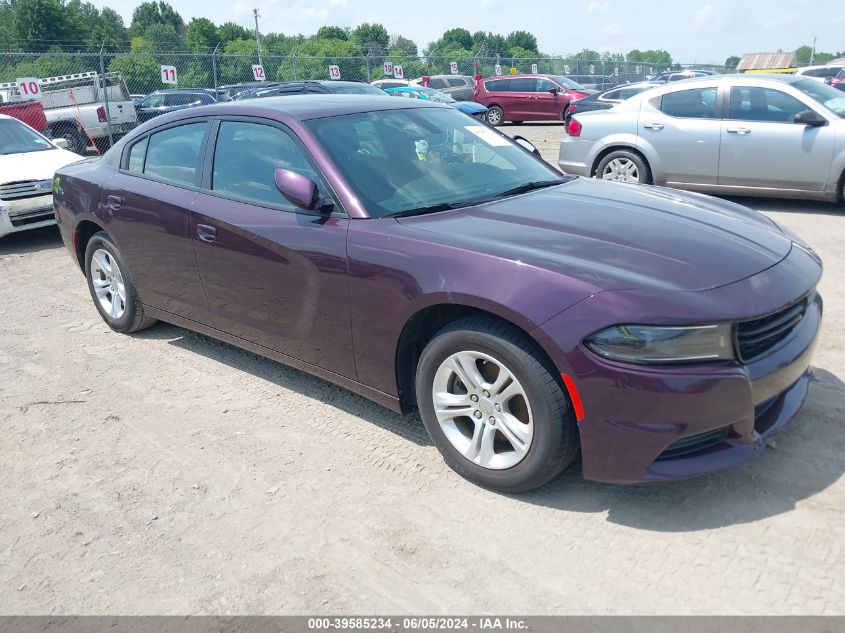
[1,126,844,615]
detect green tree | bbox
[390,35,417,57]
[296,37,364,80]
[136,23,184,52]
[505,30,537,53]
[89,8,129,51]
[185,18,219,52]
[217,22,251,45]
[129,1,185,38]
[724,55,740,69]
[263,32,305,56]
[351,23,389,51]
[12,0,72,52]
[316,26,348,41]
[441,28,472,51]
[108,53,161,92]
[795,45,812,65]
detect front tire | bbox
[415,317,579,492]
[596,150,651,184]
[486,105,505,127]
[84,232,156,333]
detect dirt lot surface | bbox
[1,124,844,615]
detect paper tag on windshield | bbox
[464,125,510,147]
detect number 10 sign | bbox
[160,65,177,84]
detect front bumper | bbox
[0,195,57,238]
[536,245,823,483]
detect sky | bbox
[93,0,843,63]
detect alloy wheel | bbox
[431,350,534,470]
[601,158,640,183]
[90,248,126,319]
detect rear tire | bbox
[596,149,651,184]
[415,316,579,493]
[84,232,156,333]
[53,125,88,154]
[486,105,505,127]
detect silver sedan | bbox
[558,74,845,203]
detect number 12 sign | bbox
[16,77,41,98]
[160,65,177,85]
[252,64,266,81]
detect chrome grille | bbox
[0,180,53,201]
[737,298,808,362]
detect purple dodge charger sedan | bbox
[53,95,823,492]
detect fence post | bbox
[99,43,114,149]
[292,49,298,80]
[212,43,219,95]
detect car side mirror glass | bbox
[274,168,320,211]
[794,110,827,127]
[53,138,69,150]
[512,135,541,157]
[549,87,560,94]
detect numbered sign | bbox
[494,65,502,76]
[564,64,571,74]
[614,66,619,76]
[16,77,41,98]
[449,61,458,75]
[383,62,393,76]
[160,65,177,84]
[252,64,266,81]
[328,65,341,80]
[531,63,538,74]
[636,65,642,74]
[589,64,595,75]
[393,65,404,79]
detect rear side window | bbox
[428,78,447,89]
[143,122,207,186]
[803,67,839,78]
[484,79,509,92]
[657,87,718,118]
[211,121,319,210]
[509,78,536,92]
[126,136,148,173]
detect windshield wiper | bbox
[488,179,569,201]
[383,201,469,218]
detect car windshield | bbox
[139,94,166,107]
[793,78,845,117]
[0,119,55,155]
[306,107,567,218]
[550,75,588,90]
[413,87,455,103]
[329,83,386,95]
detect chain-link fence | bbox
[0,50,732,152]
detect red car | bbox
[473,74,595,126]
[0,99,49,136]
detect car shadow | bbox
[134,323,432,447]
[518,367,845,531]
[722,196,843,217]
[0,225,63,255]
[135,323,843,531]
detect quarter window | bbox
[143,122,207,186]
[126,136,148,173]
[484,79,509,92]
[729,87,812,123]
[211,121,319,210]
[658,87,718,118]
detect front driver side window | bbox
[211,121,320,210]
[729,87,810,123]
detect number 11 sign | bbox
[160,65,177,85]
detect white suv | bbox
[795,64,845,83]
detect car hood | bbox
[0,147,83,185]
[397,177,792,293]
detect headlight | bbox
[584,324,734,364]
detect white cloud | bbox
[694,4,721,30]
[602,21,625,37]
[587,0,611,11]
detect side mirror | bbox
[512,135,541,157]
[549,87,560,94]
[794,110,827,127]
[274,168,319,210]
[53,138,69,150]
[824,77,833,85]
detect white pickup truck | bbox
[0,71,138,154]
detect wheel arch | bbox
[394,302,567,414]
[72,219,106,270]
[591,144,653,179]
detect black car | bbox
[134,89,217,122]
[235,80,387,100]
[216,82,281,101]
[564,81,662,123]
[567,74,620,91]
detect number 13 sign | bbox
[328,65,341,80]
[160,65,177,84]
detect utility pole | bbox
[810,36,817,65]
[253,8,263,66]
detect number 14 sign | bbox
[160,65,177,85]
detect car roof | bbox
[181,94,441,120]
[150,89,213,94]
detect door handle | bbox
[726,127,751,135]
[643,123,664,131]
[107,195,122,210]
[196,224,217,243]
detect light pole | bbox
[254,8,263,66]
[810,36,817,65]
